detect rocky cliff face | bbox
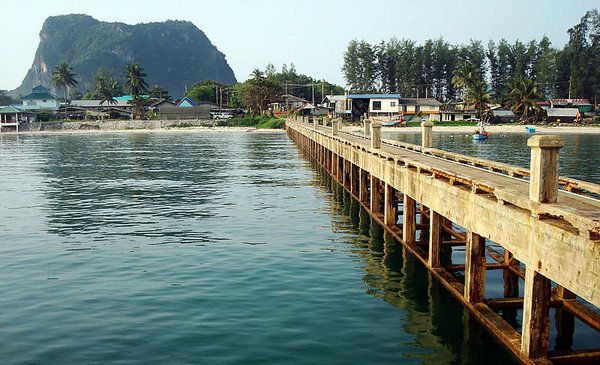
[12,14,237,97]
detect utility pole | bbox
[312,84,315,105]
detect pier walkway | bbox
[286,117,600,365]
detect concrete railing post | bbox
[371,123,381,149]
[364,118,371,137]
[313,117,318,129]
[332,118,338,136]
[421,121,434,149]
[527,135,565,203]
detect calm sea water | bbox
[382,130,600,183]
[0,130,594,364]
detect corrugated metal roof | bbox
[71,99,131,107]
[347,94,402,99]
[546,108,579,117]
[550,99,591,105]
[399,98,442,106]
[324,95,347,102]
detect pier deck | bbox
[287,117,600,365]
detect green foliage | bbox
[507,78,543,118]
[37,110,55,122]
[14,14,237,98]
[148,86,172,101]
[341,10,600,102]
[215,114,284,129]
[50,62,78,118]
[69,87,83,100]
[188,85,216,103]
[122,63,149,96]
[0,90,15,105]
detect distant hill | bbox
[11,14,237,98]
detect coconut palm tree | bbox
[466,80,492,121]
[452,62,479,98]
[250,69,264,80]
[96,77,119,119]
[123,63,149,96]
[507,78,542,119]
[50,62,78,119]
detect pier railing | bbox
[341,127,600,198]
[286,116,600,365]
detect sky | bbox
[1,0,598,91]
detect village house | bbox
[20,85,60,111]
[398,98,442,122]
[321,95,351,119]
[270,94,309,112]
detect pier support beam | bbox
[371,123,382,149]
[384,183,397,226]
[403,195,416,244]
[359,169,369,203]
[527,135,565,203]
[521,268,551,359]
[351,164,359,197]
[371,175,383,214]
[464,231,486,303]
[428,210,444,267]
[421,121,434,149]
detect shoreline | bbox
[0,126,286,136]
[2,123,600,136]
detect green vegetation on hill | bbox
[12,14,237,98]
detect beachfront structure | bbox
[70,99,134,119]
[176,97,199,107]
[398,98,442,122]
[321,95,351,119]
[297,102,329,116]
[270,94,308,112]
[345,94,402,122]
[0,105,37,131]
[20,85,60,111]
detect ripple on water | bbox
[0,132,530,364]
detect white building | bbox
[20,85,60,111]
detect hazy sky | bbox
[2,0,598,91]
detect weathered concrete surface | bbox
[289,120,600,308]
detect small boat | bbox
[526,126,536,133]
[472,131,489,140]
[473,121,489,140]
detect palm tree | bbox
[96,77,119,119]
[507,78,543,119]
[452,63,479,98]
[466,80,492,121]
[50,62,78,119]
[123,63,149,96]
[250,69,264,80]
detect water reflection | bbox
[309,158,519,364]
[39,133,231,242]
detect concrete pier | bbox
[286,117,600,365]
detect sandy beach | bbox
[0,126,287,136]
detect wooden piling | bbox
[464,231,486,303]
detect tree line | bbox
[342,9,600,104]
[185,63,344,114]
